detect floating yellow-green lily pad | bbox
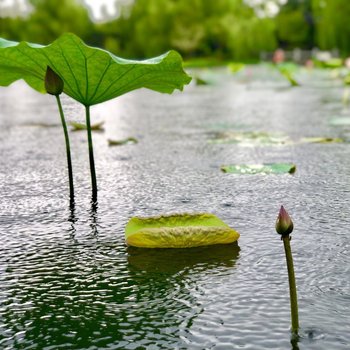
[125,213,240,248]
[221,163,296,175]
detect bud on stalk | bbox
[45,66,64,95]
[275,206,299,334]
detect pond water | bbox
[0,65,350,349]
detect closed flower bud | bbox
[276,205,293,236]
[45,66,63,95]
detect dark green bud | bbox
[276,205,294,236]
[45,66,63,95]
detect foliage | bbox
[0,33,191,106]
[312,0,350,56]
[0,33,190,201]
[276,0,313,49]
[0,0,94,44]
[2,0,350,66]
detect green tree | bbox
[0,0,94,44]
[312,0,350,55]
[275,0,314,49]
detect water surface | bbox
[0,66,350,349]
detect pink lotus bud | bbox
[276,206,294,236]
[45,66,63,95]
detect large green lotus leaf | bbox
[0,33,191,106]
[125,213,240,248]
[221,163,296,175]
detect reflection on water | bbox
[0,240,240,349]
[127,243,240,275]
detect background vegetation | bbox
[1,0,350,60]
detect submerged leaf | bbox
[108,137,138,146]
[221,163,296,175]
[329,117,350,126]
[70,121,104,131]
[300,137,344,144]
[210,131,290,146]
[125,213,240,248]
[0,33,191,106]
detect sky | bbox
[83,0,119,21]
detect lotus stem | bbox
[282,235,299,334]
[55,94,74,200]
[85,105,97,201]
[276,206,299,334]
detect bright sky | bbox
[83,0,118,21]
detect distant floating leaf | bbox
[342,88,350,105]
[228,62,245,73]
[21,122,60,128]
[278,67,300,86]
[300,137,344,144]
[314,58,343,69]
[70,121,104,131]
[194,77,210,85]
[221,163,296,175]
[344,75,350,86]
[210,131,290,146]
[108,137,138,146]
[125,213,240,248]
[329,117,350,126]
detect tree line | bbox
[1,0,350,60]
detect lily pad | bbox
[21,122,60,128]
[108,137,138,146]
[221,163,296,175]
[278,67,300,86]
[194,77,210,85]
[228,62,245,73]
[210,131,290,146]
[329,117,350,126]
[125,213,240,248]
[70,121,104,131]
[300,137,344,144]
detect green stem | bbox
[85,105,97,201]
[282,235,299,334]
[55,94,74,200]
